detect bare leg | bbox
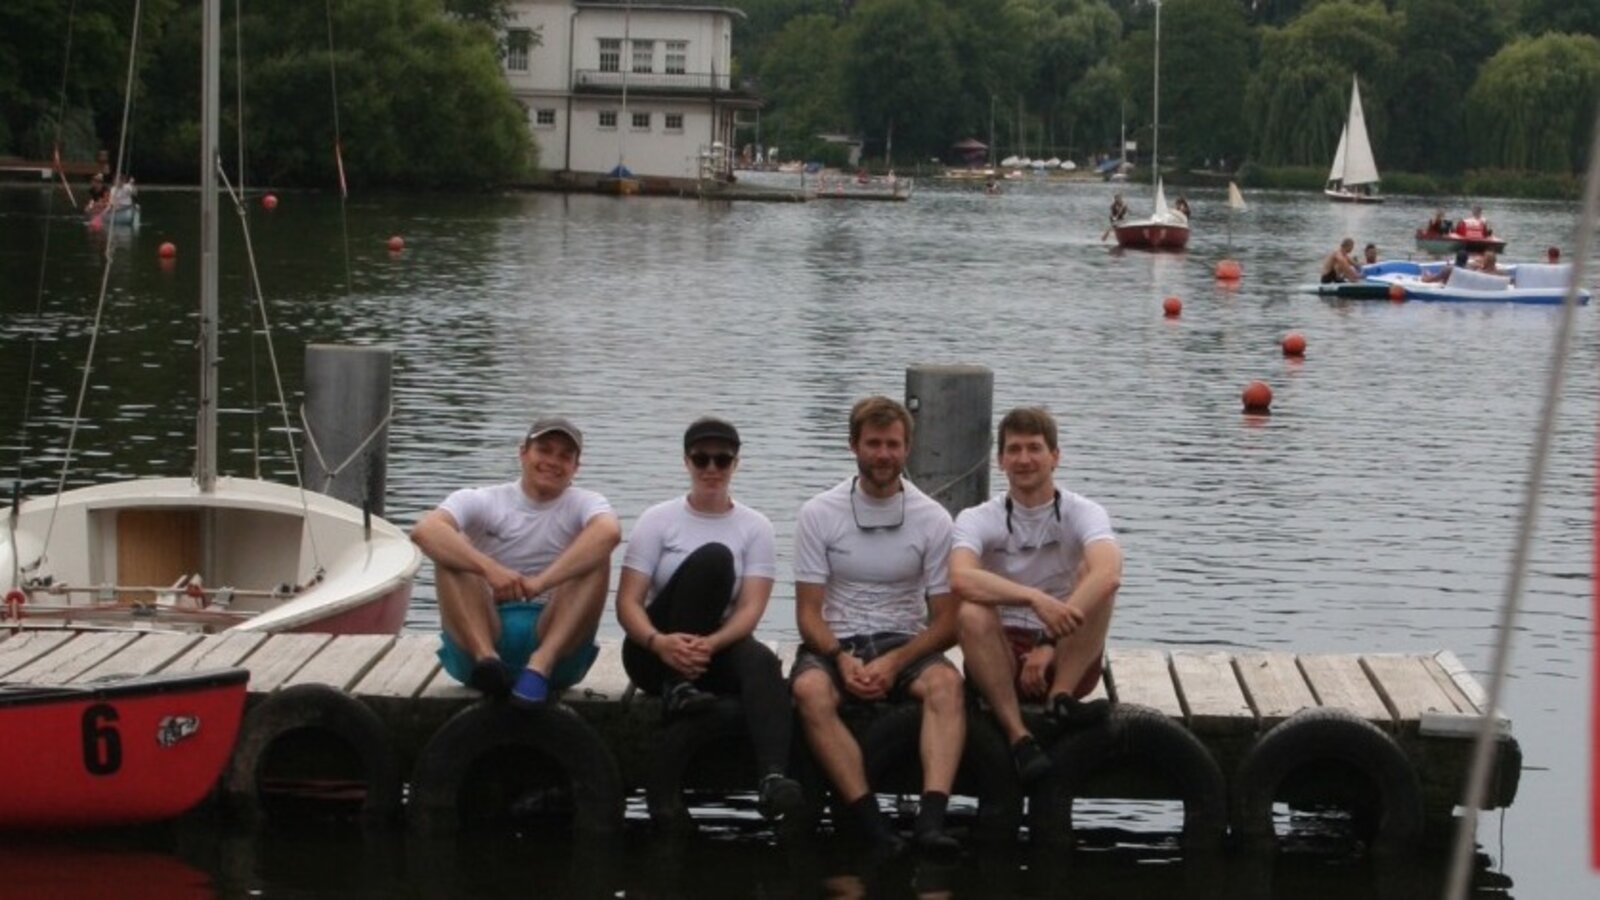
[527,564,609,676]
[792,669,870,802]
[436,567,500,661]
[1050,592,1116,698]
[907,664,965,794]
[957,603,1027,743]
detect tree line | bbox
[740,0,1600,177]
[1,0,1597,186]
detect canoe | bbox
[1361,260,1590,305]
[1415,229,1506,256]
[0,667,248,828]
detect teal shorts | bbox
[437,601,599,689]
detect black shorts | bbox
[1320,270,1343,284]
[791,631,954,703]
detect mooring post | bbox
[905,364,993,517]
[303,344,394,516]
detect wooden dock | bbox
[0,627,1520,851]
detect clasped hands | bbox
[486,561,545,603]
[654,633,713,680]
[839,652,900,701]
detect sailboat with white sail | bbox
[1113,0,1189,251]
[2,0,420,635]
[1325,75,1382,203]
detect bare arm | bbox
[707,576,773,653]
[795,582,839,655]
[870,591,959,677]
[525,513,622,597]
[949,547,1053,609]
[1062,540,1122,621]
[615,566,656,647]
[412,509,524,600]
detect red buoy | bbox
[1215,259,1242,280]
[1388,283,1406,302]
[1162,296,1182,317]
[1281,332,1307,357]
[386,235,405,252]
[262,193,279,211]
[1242,380,1273,413]
[158,241,177,259]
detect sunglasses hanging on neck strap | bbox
[1005,490,1062,543]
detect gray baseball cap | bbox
[524,416,583,452]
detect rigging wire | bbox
[1442,105,1600,899]
[324,0,354,296]
[235,0,263,479]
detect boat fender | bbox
[644,697,781,833]
[1231,706,1423,853]
[409,701,623,837]
[1030,703,1227,850]
[223,683,401,823]
[4,588,24,618]
[860,699,1022,844]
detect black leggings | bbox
[621,543,792,775]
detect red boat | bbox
[1414,228,1507,256]
[0,667,247,828]
[1113,179,1190,251]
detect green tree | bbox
[1388,0,1504,173]
[1519,0,1600,37]
[1126,0,1251,167]
[757,15,849,154]
[1243,1,1402,166]
[843,0,961,163]
[1466,32,1600,171]
[1066,60,1127,159]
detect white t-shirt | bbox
[439,481,613,585]
[794,477,954,637]
[623,496,776,612]
[952,488,1116,631]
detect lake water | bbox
[0,179,1594,897]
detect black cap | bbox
[683,417,740,453]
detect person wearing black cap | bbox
[614,416,804,821]
[413,417,620,706]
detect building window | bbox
[599,110,617,129]
[599,38,621,73]
[506,29,531,72]
[535,109,556,128]
[632,39,653,74]
[665,41,687,75]
[632,111,651,131]
[664,113,684,132]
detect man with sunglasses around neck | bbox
[413,417,620,707]
[951,407,1122,787]
[615,417,805,822]
[791,396,965,856]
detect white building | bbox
[502,1,758,186]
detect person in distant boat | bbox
[1363,243,1379,266]
[1455,204,1490,239]
[1109,193,1128,224]
[791,396,964,855]
[1174,195,1192,219]
[1474,250,1504,276]
[614,416,804,822]
[1424,208,1450,235]
[952,407,1121,790]
[1320,238,1362,284]
[1422,249,1471,284]
[985,175,1002,196]
[84,174,109,216]
[413,418,620,705]
[109,174,136,210]
[1547,246,1561,263]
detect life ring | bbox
[223,683,402,823]
[409,701,623,838]
[1029,703,1227,849]
[859,702,1023,844]
[1231,707,1423,853]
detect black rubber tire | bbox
[860,701,1024,844]
[223,683,402,822]
[409,701,623,838]
[644,697,753,831]
[1030,703,1227,850]
[1231,706,1424,854]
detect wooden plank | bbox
[286,634,395,690]
[0,630,76,678]
[1233,652,1317,727]
[1104,648,1182,719]
[353,634,442,699]
[568,640,631,702]
[1433,650,1492,714]
[8,631,139,684]
[419,664,475,701]
[1361,654,1461,730]
[1416,656,1474,714]
[74,632,203,682]
[1170,651,1254,734]
[1297,655,1392,727]
[162,631,268,673]
[245,633,332,693]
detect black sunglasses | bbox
[850,476,906,531]
[689,452,737,470]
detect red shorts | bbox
[1002,627,1104,699]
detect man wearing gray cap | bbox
[413,417,620,706]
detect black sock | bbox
[915,791,949,836]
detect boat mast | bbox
[1151,0,1160,193]
[199,0,220,493]
[618,0,630,170]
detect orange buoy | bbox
[262,193,279,211]
[1215,259,1242,280]
[1387,283,1406,302]
[1242,380,1273,413]
[158,241,177,259]
[1162,296,1182,317]
[386,235,405,252]
[1281,332,1307,357]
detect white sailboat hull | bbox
[2,477,420,634]
[1324,187,1384,204]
